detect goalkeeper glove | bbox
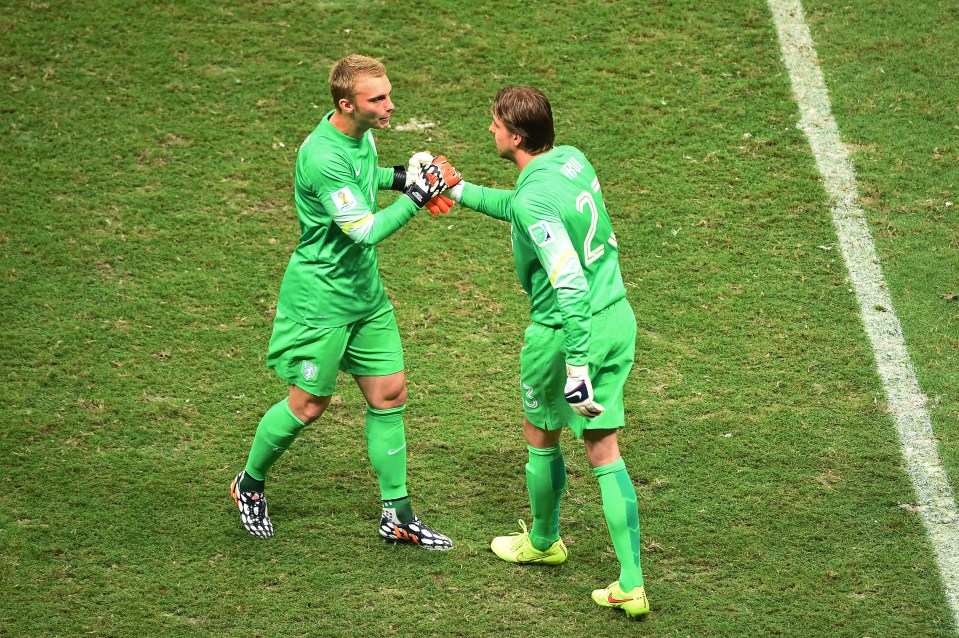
[396,152,462,214]
[564,364,605,418]
[426,194,455,216]
[404,155,461,208]
[390,151,435,191]
[425,178,467,215]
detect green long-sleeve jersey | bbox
[276,111,419,327]
[460,146,627,366]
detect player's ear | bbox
[338,97,355,114]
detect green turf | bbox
[802,0,959,504]
[1,1,956,636]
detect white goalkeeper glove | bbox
[405,151,434,188]
[390,151,435,191]
[564,364,605,418]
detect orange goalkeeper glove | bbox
[426,194,455,216]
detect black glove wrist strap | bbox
[390,166,407,191]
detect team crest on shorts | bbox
[301,361,318,382]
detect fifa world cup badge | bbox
[331,186,357,213]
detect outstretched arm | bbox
[334,194,419,246]
[454,182,514,222]
[332,156,460,245]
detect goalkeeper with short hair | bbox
[230,54,458,550]
[438,86,649,616]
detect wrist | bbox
[446,182,465,202]
[390,166,407,191]
[566,363,588,377]
[403,188,428,209]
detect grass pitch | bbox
[2,1,957,636]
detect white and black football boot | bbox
[230,471,274,539]
[379,511,453,551]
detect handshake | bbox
[398,151,462,216]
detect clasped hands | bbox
[403,151,463,216]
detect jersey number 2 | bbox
[575,190,605,266]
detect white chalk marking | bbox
[769,0,959,627]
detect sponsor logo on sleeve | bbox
[331,186,357,213]
[528,221,553,247]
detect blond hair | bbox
[329,54,386,109]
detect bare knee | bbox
[288,386,331,424]
[583,429,622,467]
[296,399,328,424]
[373,384,406,410]
[523,418,562,448]
[355,372,407,410]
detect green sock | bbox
[242,398,306,490]
[382,495,414,524]
[365,404,410,519]
[594,458,644,591]
[238,473,265,493]
[526,444,566,552]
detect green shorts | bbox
[519,298,637,438]
[266,303,404,396]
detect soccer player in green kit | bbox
[230,54,460,550]
[442,86,649,616]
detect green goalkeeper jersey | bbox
[460,145,627,366]
[276,110,420,327]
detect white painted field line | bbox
[768,0,959,627]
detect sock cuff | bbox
[242,467,265,482]
[366,404,406,417]
[527,444,562,457]
[281,398,306,427]
[592,457,626,477]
